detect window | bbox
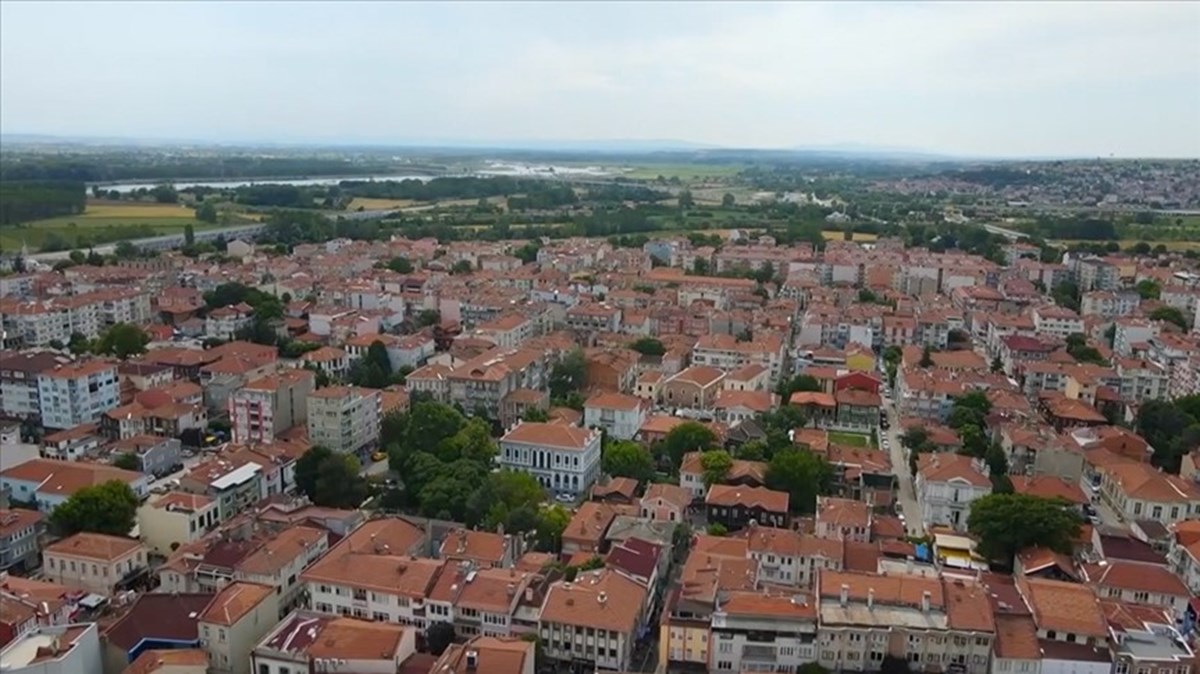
[258,666,270,674]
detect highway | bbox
[28,223,267,262]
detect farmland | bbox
[615,163,744,181]
[0,201,220,252]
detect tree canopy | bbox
[655,421,717,471]
[967,492,1082,563]
[50,480,139,536]
[295,445,368,509]
[92,323,151,359]
[765,448,831,514]
[1151,306,1189,331]
[602,440,655,483]
[629,337,666,356]
[1135,396,1200,473]
[700,449,734,487]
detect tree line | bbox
[0,180,86,225]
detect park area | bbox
[827,431,875,447]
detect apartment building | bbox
[251,612,416,674]
[709,590,819,673]
[42,533,147,596]
[0,295,100,347]
[1080,291,1140,319]
[745,523,844,588]
[136,492,220,556]
[0,622,102,674]
[445,349,549,418]
[816,570,995,674]
[0,351,66,421]
[1014,576,1112,674]
[499,422,602,499]
[205,303,255,342]
[306,386,381,458]
[179,458,266,523]
[198,581,278,674]
[1080,561,1191,614]
[692,332,787,383]
[1104,602,1194,674]
[429,635,536,674]
[0,509,44,572]
[36,361,120,430]
[915,454,992,532]
[1114,358,1169,404]
[1032,306,1085,340]
[1167,521,1200,594]
[1098,462,1200,526]
[230,370,315,444]
[538,568,648,672]
[0,459,149,513]
[583,392,649,441]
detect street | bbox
[881,395,925,537]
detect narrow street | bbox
[882,396,925,537]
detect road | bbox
[881,395,925,537]
[27,223,267,262]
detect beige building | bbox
[1098,462,1200,525]
[538,568,648,672]
[137,492,220,556]
[251,611,417,674]
[661,366,727,410]
[198,581,279,674]
[816,570,995,674]
[306,386,381,458]
[42,532,147,596]
[229,370,314,444]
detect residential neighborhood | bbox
[4,223,1200,674]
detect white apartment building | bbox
[0,622,102,674]
[36,361,120,430]
[1080,291,1140,319]
[251,612,416,674]
[136,492,220,556]
[0,296,100,347]
[709,591,818,673]
[306,386,381,458]
[915,454,992,532]
[583,392,649,441]
[498,422,602,498]
[1032,306,1085,340]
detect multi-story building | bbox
[583,392,649,441]
[251,611,416,674]
[745,523,843,588]
[661,366,728,411]
[816,570,995,674]
[446,349,549,418]
[1104,602,1194,674]
[538,568,647,672]
[1167,521,1200,594]
[692,332,787,383]
[136,492,220,556]
[0,295,99,348]
[229,370,315,444]
[42,533,147,596]
[0,351,66,421]
[0,509,44,572]
[108,435,181,477]
[1098,462,1200,526]
[36,361,120,430]
[0,622,102,674]
[198,581,278,674]
[1114,357,1169,404]
[306,386,381,459]
[915,454,992,532]
[498,422,602,498]
[0,459,149,513]
[205,303,255,341]
[179,458,266,523]
[1032,305,1085,340]
[705,485,789,531]
[1080,290,1140,319]
[709,590,819,673]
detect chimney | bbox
[921,590,931,613]
[839,583,849,607]
[867,588,875,609]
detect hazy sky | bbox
[2,1,1198,158]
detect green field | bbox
[1,202,222,252]
[828,431,874,447]
[615,163,744,181]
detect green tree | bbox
[700,449,734,487]
[1135,397,1200,473]
[68,249,86,265]
[721,193,735,208]
[86,249,105,266]
[776,374,822,401]
[113,241,141,260]
[195,202,218,223]
[1151,306,1189,331]
[112,453,140,471]
[184,223,196,246]
[549,349,587,401]
[990,356,1004,373]
[736,439,767,461]
[602,441,655,483]
[467,469,546,531]
[919,345,935,368]
[522,407,549,422]
[629,337,666,356]
[92,323,150,359]
[50,480,139,536]
[1135,279,1161,300]
[386,256,414,273]
[707,523,728,536]
[678,190,695,208]
[857,288,879,304]
[765,448,831,514]
[968,493,1082,563]
[657,422,717,470]
[312,454,368,509]
[947,391,992,432]
[425,621,456,656]
[67,331,92,356]
[415,309,441,328]
[295,446,334,500]
[450,259,473,275]
[534,504,571,552]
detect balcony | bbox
[742,645,777,662]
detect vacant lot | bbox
[2,200,215,252]
[348,197,418,211]
[822,230,879,242]
[828,431,874,447]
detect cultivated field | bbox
[2,200,216,252]
[616,163,744,181]
[348,197,418,211]
[822,230,879,242]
